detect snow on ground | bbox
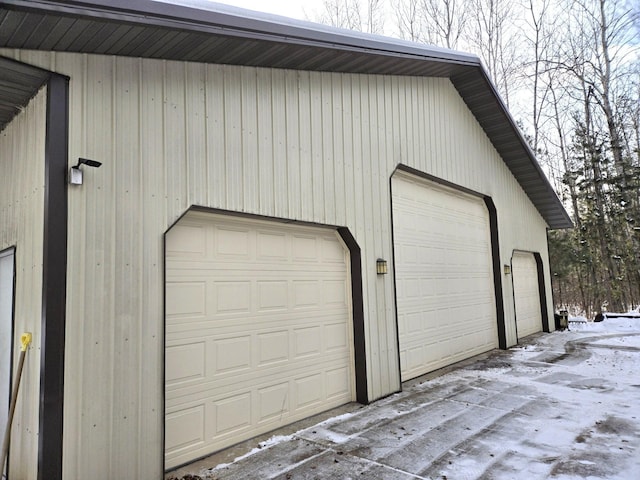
[169,317,640,480]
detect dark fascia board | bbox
[0,0,573,229]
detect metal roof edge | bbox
[1,0,481,66]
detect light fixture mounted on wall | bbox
[69,157,102,185]
[503,264,511,275]
[376,258,388,275]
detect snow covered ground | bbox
[168,317,640,480]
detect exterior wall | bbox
[0,87,46,479]
[2,50,554,478]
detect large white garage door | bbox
[392,173,498,381]
[164,212,354,469]
[512,251,542,339]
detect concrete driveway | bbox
[167,324,640,479]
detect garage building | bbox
[0,0,571,478]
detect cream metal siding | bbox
[1,50,554,478]
[165,211,354,468]
[512,252,543,339]
[0,87,46,480]
[392,173,498,380]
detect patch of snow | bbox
[202,434,294,473]
[570,317,640,332]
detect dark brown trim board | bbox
[39,73,69,480]
[534,252,550,333]
[337,227,369,405]
[484,198,507,350]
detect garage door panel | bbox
[393,174,498,381]
[165,342,206,386]
[165,213,354,468]
[165,405,206,454]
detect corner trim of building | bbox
[38,73,69,480]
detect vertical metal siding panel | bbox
[409,77,421,172]
[284,71,301,219]
[271,69,288,218]
[224,66,243,211]
[241,68,259,213]
[138,57,165,479]
[358,75,382,399]
[185,62,208,206]
[205,64,226,208]
[81,54,116,475]
[321,72,335,224]
[256,68,275,216]
[382,75,400,391]
[374,75,393,393]
[368,76,386,393]
[0,88,45,480]
[421,78,433,176]
[309,73,325,222]
[112,56,143,475]
[331,74,346,227]
[56,51,87,479]
[164,61,188,216]
[341,75,356,230]
[298,71,314,219]
[394,77,408,168]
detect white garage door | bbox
[392,173,498,381]
[512,252,542,339]
[164,212,354,469]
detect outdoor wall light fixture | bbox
[376,258,388,275]
[69,157,102,185]
[504,264,511,275]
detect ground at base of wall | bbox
[167,319,640,480]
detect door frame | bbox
[1,246,16,477]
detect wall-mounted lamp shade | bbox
[76,157,102,168]
[69,157,102,185]
[504,264,511,275]
[376,258,388,275]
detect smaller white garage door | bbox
[392,173,498,381]
[165,212,354,469]
[512,252,543,339]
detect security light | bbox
[69,157,102,185]
[76,157,102,168]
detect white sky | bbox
[209,0,323,20]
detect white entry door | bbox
[165,212,355,469]
[512,252,543,339]
[0,248,15,451]
[392,173,498,381]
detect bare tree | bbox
[394,0,423,42]
[463,0,523,107]
[522,0,555,153]
[394,0,466,48]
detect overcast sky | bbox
[206,0,322,20]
